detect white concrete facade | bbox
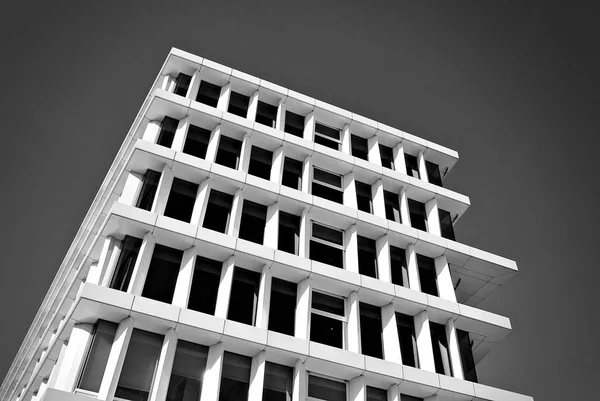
[0,48,532,401]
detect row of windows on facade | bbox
[167,73,446,187]
[144,120,455,241]
[105,236,477,384]
[76,318,474,401]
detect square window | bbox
[174,73,191,97]
[308,375,346,401]
[282,157,303,190]
[219,352,251,401]
[228,91,250,118]
[310,222,344,269]
[248,146,273,180]
[351,135,369,160]
[426,161,443,187]
[408,199,428,232]
[202,190,234,233]
[142,245,184,304]
[239,200,268,244]
[157,117,178,148]
[314,122,341,150]
[312,167,343,204]
[183,125,211,159]
[263,362,293,401]
[379,145,394,170]
[366,387,387,401]
[215,135,243,169]
[310,292,346,349]
[196,80,221,107]
[256,101,278,128]
[164,178,198,223]
[284,110,305,137]
[166,341,208,401]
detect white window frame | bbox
[310,221,345,269]
[314,122,342,150]
[307,372,348,401]
[309,290,348,350]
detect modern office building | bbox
[0,48,533,401]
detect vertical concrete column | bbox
[368,136,381,165]
[292,360,307,401]
[381,304,402,364]
[303,112,316,142]
[347,292,361,353]
[97,317,136,401]
[275,99,286,131]
[47,342,68,388]
[160,75,176,92]
[434,255,456,303]
[186,69,202,101]
[151,164,175,216]
[341,124,352,155]
[376,235,391,283]
[445,319,464,380]
[414,311,436,373]
[399,188,410,226]
[405,245,420,292]
[270,146,285,185]
[205,125,222,164]
[148,329,178,401]
[217,83,232,112]
[349,375,366,401]
[214,256,235,319]
[255,266,272,330]
[264,203,279,249]
[191,178,211,227]
[425,198,441,236]
[343,172,358,209]
[142,120,162,143]
[118,172,144,206]
[239,134,253,173]
[227,189,245,238]
[127,232,157,296]
[172,247,197,308]
[371,179,386,219]
[387,385,401,401]
[33,380,48,401]
[298,208,311,259]
[417,151,429,183]
[295,278,312,340]
[199,343,225,401]
[171,116,191,152]
[345,225,359,274]
[392,144,407,175]
[301,155,312,194]
[100,237,122,287]
[52,323,94,392]
[248,351,266,401]
[89,236,119,285]
[247,91,260,121]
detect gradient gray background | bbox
[1,2,598,400]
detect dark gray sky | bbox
[1,2,598,400]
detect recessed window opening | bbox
[430,322,453,376]
[457,329,478,383]
[314,122,341,150]
[439,209,456,241]
[358,236,378,278]
[263,362,293,401]
[166,341,208,401]
[400,394,424,401]
[239,200,268,244]
[310,222,344,269]
[174,73,191,97]
[312,167,343,204]
[188,256,222,315]
[110,236,142,292]
[396,313,418,368]
[408,199,428,232]
[228,91,250,118]
[366,387,387,401]
[196,80,221,107]
[417,255,438,297]
[228,267,261,326]
[379,145,394,170]
[202,190,234,233]
[405,154,420,179]
[278,211,301,255]
[157,117,179,148]
[351,135,369,160]
[308,375,346,401]
[268,278,297,336]
[215,135,243,169]
[77,320,118,393]
[248,146,273,180]
[281,157,303,190]
[390,246,409,288]
[219,352,251,401]
[359,303,383,359]
[355,181,373,213]
[426,161,443,187]
[310,292,346,349]
[135,170,161,212]
[383,191,401,223]
[164,178,199,223]
[183,125,211,159]
[142,245,184,304]
[256,101,278,128]
[284,110,305,138]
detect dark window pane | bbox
[314,135,340,150]
[158,117,178,148]
[417,255,438,297]
[400,395,423,401]
[239,200,267,244]
[358,236,377,278]
[315,123,341,140]
[135,170,161,211]
[166,341,208,401]
[396,313,418,368]
[430,322,453,376]
[248,146,273,180]
[116,330,163,401]
[282,157,303,190]
[379,145,394,170]
[174,73,191,97]
[78,320,118,393]
[215,136,242,169]
[351,135,369,160]
[405,154,420,179]
[439,209,456,241]
[408,199,428,231]
[360,303,383,359]
[188,256,222,315]
[356,181,373,214]
[310,313,343,348]
[308,376,346,401]
[312,292,344,315]
[228,92,250,118]
[426,161,443,187]
[256,101,278,128]
[110,236,143,292]
[284,111,304,137]
[196,81,221,107]
[310,241,344,268]
[263,362,293,401]
[203,190,234,233]
[183,125,211,159]
[278,212,300,255]
[312,223,343,245]
[390,246,409,288]
[366,387,387,401]
[313,168,342,187]
[164,178,198,223]
[219,352,251,401]
[228,268,261,326]
[142,245,183,304]
[268,279,297,336]
[312,183,343,204]
[457,329,478,383]
[384,191,401,223]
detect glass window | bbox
[308,375,346,401]
[314,122,341,150]
[157,117,179,148]
[359,303,383,359]
[268,278,296,336]
[358,236,377,278]
[457,329,478,383]
[164,178,199,223]
[188,256,222,315]
[310,292,346,349]
[379,145,394,170]
[174,73,191,97]
[404,154,420,179]
[351,135,369,160]
[366,387,387,401]
[383,190,401,223]
[239,200,268,244]
[390,246,409,288]
[284,110,305,138]
[183,125,211,159]
[142,245,184,304]
[248,146,273,180]
[400,395,423,401]
[278,211,301,255]
[263,362,293,401]
[219,352,251,401]
[355,181,373,214]
[202,190,234,233]
[282,157,303,190]
[439,209,456,241]
[425,161,443,187]
[430,322,453,376]
[115,329,163,401]
[310,222,344,269]
[417,255,438,297]
[135,170,161,211]
[110,236,143,292]
[408,199,428,232]
[228,92,250,118]
[166,341,208,401]
[312,167,343,204]
[396,313,418,368]
[78,320,118,393]
[256,101,278,128]
[228,268,261,326]
[196,81,221,107]
[215,136,243,169]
